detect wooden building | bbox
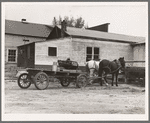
[5,19,53,79]
[17,24,145,72]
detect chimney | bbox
[61,20,67,38]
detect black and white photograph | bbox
[1,2,148,121]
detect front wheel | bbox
[76,74,88,88]
[34,72,49,90]
[18,73,31,89]
[60,78,70,87]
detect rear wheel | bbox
[18,73,31,89]
[34,72,49,90]
[76,74,87,88]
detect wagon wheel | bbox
[76,74,88,88]
[60,78,70,87]
[34,72,49,90]
[18,73,31,89]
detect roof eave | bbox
[71,35,137,44]
[17,42,35,48]
[131,42,145,46]
[5,33,48,38]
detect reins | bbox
[110,66,121,74]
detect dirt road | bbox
[5,80,145,114]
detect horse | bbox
[98,57,125,86]
[86,59,108,85]
[86,59,100,75]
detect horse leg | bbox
[100,71,103,86]
[112,73,114,86]
[98,69,103,86]
[116,71,119,86]
[104,75,109,86]
[89,69,95,84]
[98,63,103,86]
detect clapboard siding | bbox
[35,37,72,65]
[5,63,18,80]
[5,34,46,79]
[71,38,133,66]
[133,44,145,67]
[5,34,46,63]
[5,34,46,47]
[35,37,133,67]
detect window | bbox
[94,47,99,60]
[86,47,100,61]
[7,49,17,62]
[86,47,92,61]
[48,47,57,56]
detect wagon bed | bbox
[125,66,145,86]
[17,68,88,90]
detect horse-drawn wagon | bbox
[17,59,88,90]
[17,56,127,90]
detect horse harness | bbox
[102,60,122,74]
[88,60,98,69]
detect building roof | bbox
[87,23,110,32]
[57,25,145,44]
[5,19,53,38]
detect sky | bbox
[3,2,148,37]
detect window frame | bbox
[48,47,57,57]
[6,48,17,63]
[86,46,100,61]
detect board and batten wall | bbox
[133,43,145,67]
[35,37,72,69]
[5,34,46,79]
[70,38,133,67]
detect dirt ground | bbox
[5,80,145,114]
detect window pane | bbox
[48,47,57,56]
[8,56,11,61]
[86,55,92,61]
[94,47,99,54]
[87,47,92,54]
[14,50,16,55]
[94,55,99,60]
[8,50,11,55]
